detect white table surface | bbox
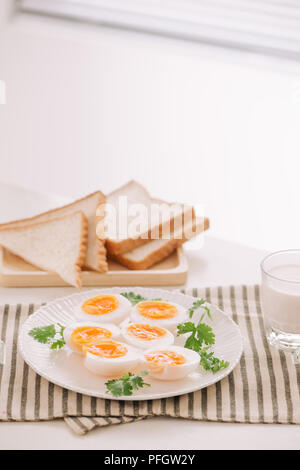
[0,184,299,450]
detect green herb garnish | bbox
[105,371,150,397]
[29,323,66,350]
[121,292,147,305]
[121,292,164,305]
[188,299,212,320]
[199,349,230,373]
[177,321,215,352]
[177,301,229,373]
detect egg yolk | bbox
[71,326,112,350]
[145,350,186,366]
[137,301,178,320]
[82,340,127,358]
[81,295,119,316]
[127,324,167,341]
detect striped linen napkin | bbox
[0,285,299,435]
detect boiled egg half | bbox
[131,300,187,332]
[63,322,120,354]
[122,322,174,350]
[83,340,140,377]
[76,294,131,325]
[141,345,199,381]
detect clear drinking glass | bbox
[261,250,300,363]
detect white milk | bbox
[262,265,300,334]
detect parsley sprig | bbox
[188,299,212,320]
[199,350,230,373]
[29,323,66,350]
[177,300,229,374]
[121,292,163,305]
[105,371,150,397]
[177,321,215,352]
[121,292,146,305]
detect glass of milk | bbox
[261,250,300,362]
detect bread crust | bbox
[111,217,209,270]
[93,197,108,273]
[0,211,88,288]
[105,197,195,256]
[96,237,108,273]
[111,238,179,270]
[75,213,89,288]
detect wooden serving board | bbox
[0,247,188,287]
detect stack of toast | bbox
[0,181,209,287]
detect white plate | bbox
[18,287,243,401]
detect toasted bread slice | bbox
[0,211,87,287]
[110,217,209,270]
[0,191,107,272]
[103,180,194,256]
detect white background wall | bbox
[1,0,300,250]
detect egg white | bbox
[83,341,141,377]
[75,293,131,325]
[122,322,174,350]
[130,300,188,333]
[141,345,199,381]
[63,322,120,354]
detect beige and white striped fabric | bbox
[0,285,299,435]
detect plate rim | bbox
[18,287,244,401]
